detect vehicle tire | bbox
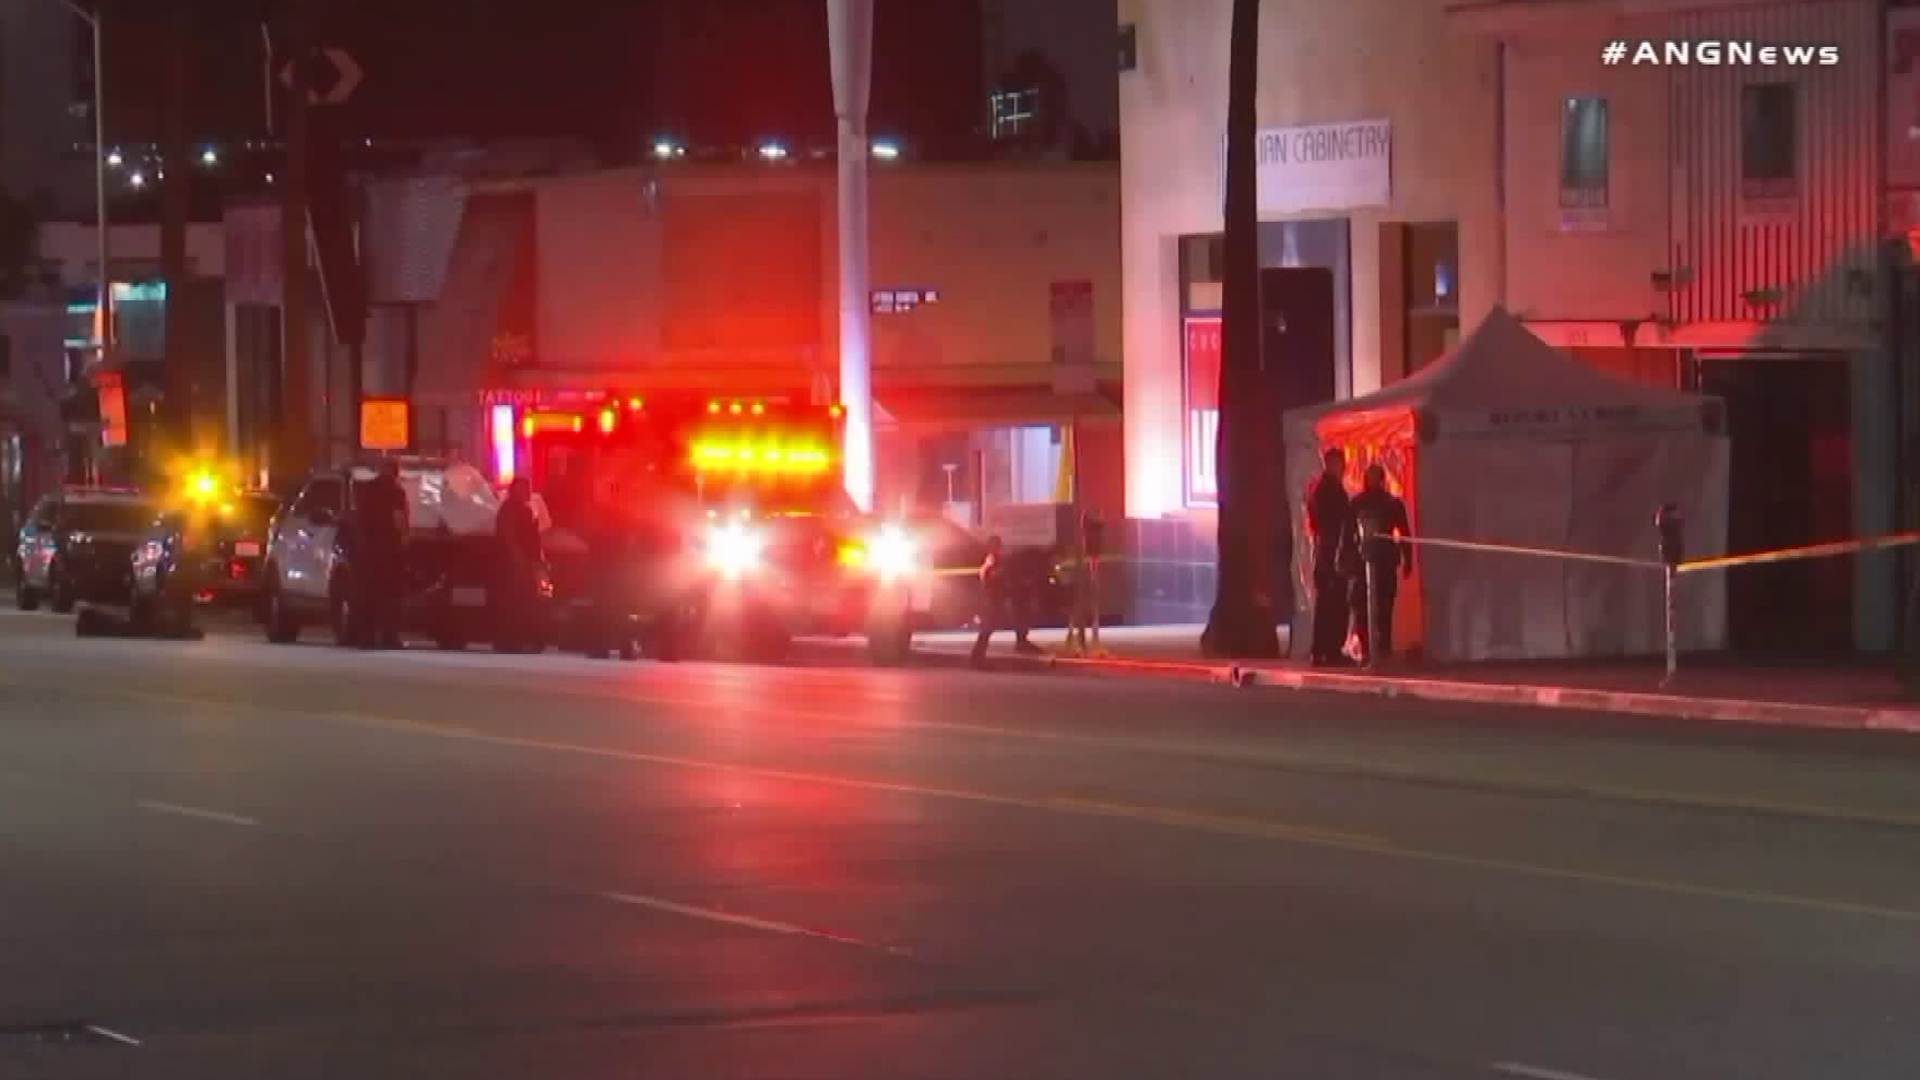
[868,622,913,666]
[751,622,792,664]
[15,582,39,611]
[435,634,467,651]
[618,637,640,662]
[156,582,197,639]
[264,580,300,644]
[49,568,74,614]
[645,620,681,663]
[74,606,106,637]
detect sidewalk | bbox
[907,626,1920,734]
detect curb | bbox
[912,645,1920,734]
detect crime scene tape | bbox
[1398,535,1665,570]
[1678,531,1920,574]
[913,530,1920,581]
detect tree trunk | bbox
[1201,0,1280,659]
[160,1,192,450]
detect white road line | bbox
[136,801,260,828]
[82,1024,142,1047]
[598,891,914,958]
[1493,1063,1612,1080]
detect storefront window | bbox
[1184,316,1221,505]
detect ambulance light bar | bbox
[691,443,833,476]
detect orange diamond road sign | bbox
[360,398,410,451]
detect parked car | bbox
[262,460,551,650]
[15,487,158,613]
[126,490,281,633]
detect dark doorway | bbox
[1261,266,1336,621]
[1262,266,1336,414]
[1698,356,1853,653]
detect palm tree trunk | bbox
[1201,0,1280,659]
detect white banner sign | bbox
[1891,8,1920,189]
[983,503,1059,549]
[1223,120,1393,215]
[1441,402,1707,441]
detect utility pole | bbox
[38,0,112,364]
[828,0,875,513]
[161,0,192,449]
[277,0,314,483]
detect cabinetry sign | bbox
[1222,119,1392,215]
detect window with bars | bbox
[1559,96,1609,214]
[990,89,1039,141]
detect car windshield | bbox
[63,501,156,533]
[224,497,279,533]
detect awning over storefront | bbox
[876,380,1121,431]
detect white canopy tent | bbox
[1281,308,1730,662]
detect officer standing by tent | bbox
[1345,463,1413,665]
[1305,448,1354,666]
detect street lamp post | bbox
[48,0,111,362]
[828,0,875,514]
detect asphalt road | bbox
[3,609,1919,1079]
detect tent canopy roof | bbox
[1284,307,1719,443]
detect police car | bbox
[15,486,158,613]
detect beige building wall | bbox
[1501,32,1671,326]
[1118,0,1502,519]
[39,222,228,286]
[529,162,1121,385]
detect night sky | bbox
[102,0,1116,160]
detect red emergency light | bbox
[521,411,586,438]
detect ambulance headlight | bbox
[867,525,917,580]
[706,522,765,578]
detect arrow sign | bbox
[279,47,362,106]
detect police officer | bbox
[1305,447,1354,666]
[1346,463,1413,664]
[1009,546,1045,656]
[970,535,1012,668]
[1066,510,1105,656]
[494,478,544,653]
[357,460,409,650]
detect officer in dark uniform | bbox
[971,535,1011,668]
[1346,463,1413,664]
[494,478,544,653]
[357,460,409,649]
[1305,447,1354,666]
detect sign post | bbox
[279,46,362,106]
[1656,504,1685,686]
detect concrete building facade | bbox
[1119,0,1910,647]
[224,160,1126,530]
[1457,0,1895,652]
[1117,0,1502,620]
